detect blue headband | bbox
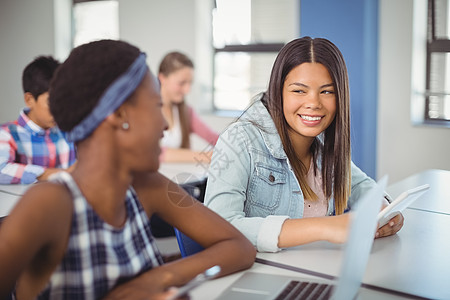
[65,53,148,142]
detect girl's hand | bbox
[375,213,404,238]
[103,270,177,300]
[104,287,184,300]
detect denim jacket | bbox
[204,100,377,252]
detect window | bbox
[212,0,298,112]
[426,0,450,125]
[73,0,119,48]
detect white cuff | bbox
[256,215,289,252]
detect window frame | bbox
[210,0,298,113]
[212,43,284,113]
[425,0,450,126]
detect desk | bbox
[0,184,34,218]
[0,163,207,196]
[0,184,32,196]
[256,209,450,300]
[1,169,447,298]
[0,163,207,218]
[386,169,450,215]
[159,162,208,185]
[192,169,450,300]
[0,191,21,218]
[192,262,415,300]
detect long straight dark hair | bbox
[265,36,351,215]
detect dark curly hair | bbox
[49,39,140,132]
[22,55,60,99]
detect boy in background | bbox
[0,56,76,184]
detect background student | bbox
[158,51,219,163]
[204,36,403,253]
[0,56,76,184]
[0,39,255,299]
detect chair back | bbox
[174,227,204,257]
[161,176,207,256]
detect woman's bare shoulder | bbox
[10,181,73,224]
[25,181,71,202]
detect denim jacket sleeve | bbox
[204,122,288,252]
[348,162,377,210]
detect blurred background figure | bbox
[0,56,76,184]
[158,51,219,163]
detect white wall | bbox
[0,0,56,123]
[0,0,234,136]
[118,0,196,74]
[118,0,216,112]
[378,0,450,182]
[118,0,234,148]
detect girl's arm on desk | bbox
[278,214,351,248]
[102,172,255,298]
[278,201,404,249]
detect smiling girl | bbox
[204,36,404,253]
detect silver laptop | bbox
[216,176,387,300]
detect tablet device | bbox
[377,184,430,228]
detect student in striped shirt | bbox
[0,56,76,184]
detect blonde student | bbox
[158,51,219,163]
[204,37,403,253]
[0,40,255,299]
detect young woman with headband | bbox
[0,40,255,299]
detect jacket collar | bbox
[240,100,287,160]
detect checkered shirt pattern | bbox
[0,110,76,184]
[35,172,164,300]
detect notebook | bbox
[216,176,387,300]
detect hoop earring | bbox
[122,122,130,130]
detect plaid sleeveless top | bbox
[35,172,163,299]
